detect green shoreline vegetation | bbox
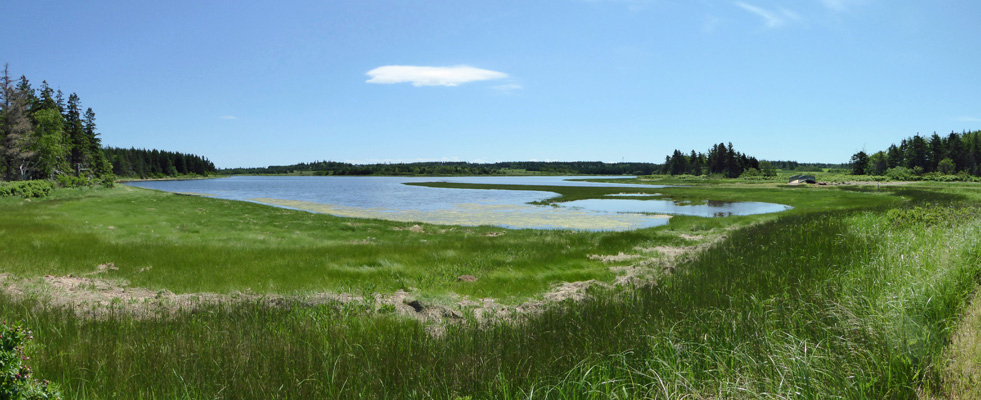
[1,179,981,398]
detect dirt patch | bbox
[638,246,692,260]
[588,252,642,263]
[393,224,425,233]
[483,231,505,237]
[543,280,610,303]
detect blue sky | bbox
[2,1,979,168]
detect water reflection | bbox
[560,198,792,217]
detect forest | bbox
[850,130,981,179]
[661,142,769,177]
[222,143,847,178]
[104,147,217,179]
[0,65,112,183]
[221,160,662,176]
[0,66,216,185]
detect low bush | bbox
[0,181,55,199]
[55,175,93,189]
[0,321,60,399]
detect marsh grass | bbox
[2,186,978,398]
[0,186,697,300]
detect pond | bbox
[124,176,790,231]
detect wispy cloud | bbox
[955,116,981,123]
[366,65,508,87]
[821,0,847,12]
[702,16,723,33]
[219,115,237,120]
[821,0,868,13]
[734,2,801,28]
[580,0,657,11]
[492,83,524,93]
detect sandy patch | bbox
[588,252,642,263]
[393,224,425,233]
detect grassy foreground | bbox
[2,182,980,398]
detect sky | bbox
[2,0,979,169]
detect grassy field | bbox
[2,180,980,398]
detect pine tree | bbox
[83,107,111,176]
[64,93,90,173]
[0,65,36,181]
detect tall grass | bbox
[3,189,978,398]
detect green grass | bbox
[0,185,693,301]
[3,182,980,398]
[0,183,897,301]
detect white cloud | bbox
[366,65,508,87]
[735,2,801,28]
[219,115,237,120]
[955,116,981,123]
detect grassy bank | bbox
[0,183,895,301]
[2,183,979,398]
[0,185,680,301]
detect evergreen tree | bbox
[905,134,928,171]
[849,151,869,175]
[64,93,90,172]
[927,132,943,172]
[0,65,36,181]
[886,144,902,168]
[83,107,111,176]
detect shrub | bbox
[885,166,916,181]
[0,321,60,399]
[0,181,55,199]
[100,174,117,189]
[55,175,93,189]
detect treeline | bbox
[764,160,847,172]
[222,161,659,176]
[104,147,217,179]
[660,142,770,177]
[0,65,112,182]
[850,130,981,178]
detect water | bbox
[560,199,793,217]
[124,176,789,230]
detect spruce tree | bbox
[0,65,36,181]
[64,93,90,173]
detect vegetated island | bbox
[4,65,981,398]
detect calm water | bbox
[124,176,789,231]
